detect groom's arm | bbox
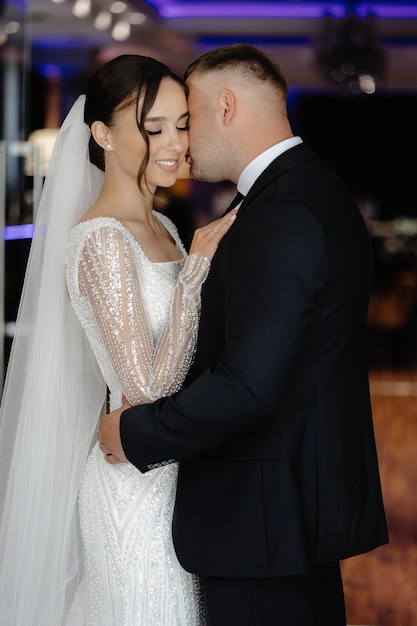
[107,201,325,473]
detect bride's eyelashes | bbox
[146,125,188,136]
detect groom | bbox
[99,44,388,625]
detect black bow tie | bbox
[223,191,244,216]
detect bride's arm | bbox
[76,225,209,406]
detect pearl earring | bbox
[106,144,111,149]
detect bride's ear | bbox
[91,120,112,150]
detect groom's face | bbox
[185,73,226,184]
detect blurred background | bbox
[0,2,417,624]
[1,0,417,373]
[1,0,417,370]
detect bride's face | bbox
[108,78,189,193]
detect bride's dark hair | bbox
[84,54,187,192]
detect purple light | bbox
[356,3,417,18]
[150,1,417,19]
[155,2,348,19]
[3,224,35,241]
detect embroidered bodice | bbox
[65,213,209,411]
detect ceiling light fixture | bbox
[5,21,20,34]
[315,9,387,95]
[111,19,130,40]
[72,0,92,18]
[111,1,127,13]
[128,11,146,24]
[94,10,112,29]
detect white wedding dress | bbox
[65,212,209,626]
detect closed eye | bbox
[146,125,188,136]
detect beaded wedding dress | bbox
[65,213,209,626]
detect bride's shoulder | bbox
[75,200,128,235]
[67,218,133,261]
[71,216,127,238]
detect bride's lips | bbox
[156,159,179,173]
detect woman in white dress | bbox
[0,54,237,625]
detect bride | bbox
[0,54,237,625]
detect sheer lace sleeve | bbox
[68,221,209,406]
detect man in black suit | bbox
[99,44,388,625]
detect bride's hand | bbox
[188,208,238,262]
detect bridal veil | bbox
[0,95,107,624]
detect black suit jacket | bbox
[121,142,388,577]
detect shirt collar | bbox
[237,136,303,197]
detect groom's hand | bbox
[98,397,131,464]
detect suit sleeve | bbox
[120,198,326,471]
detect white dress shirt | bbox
[237,136,303,197]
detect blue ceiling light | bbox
[355,2,417,18]
[145,1,348,18]
[144,0,417,19]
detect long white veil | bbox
[0,95,107,624]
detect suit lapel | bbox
[237,142,315,217]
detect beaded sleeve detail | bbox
[65,214,210,408]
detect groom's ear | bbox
[91,120,111,149]
[219,89,235,126]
